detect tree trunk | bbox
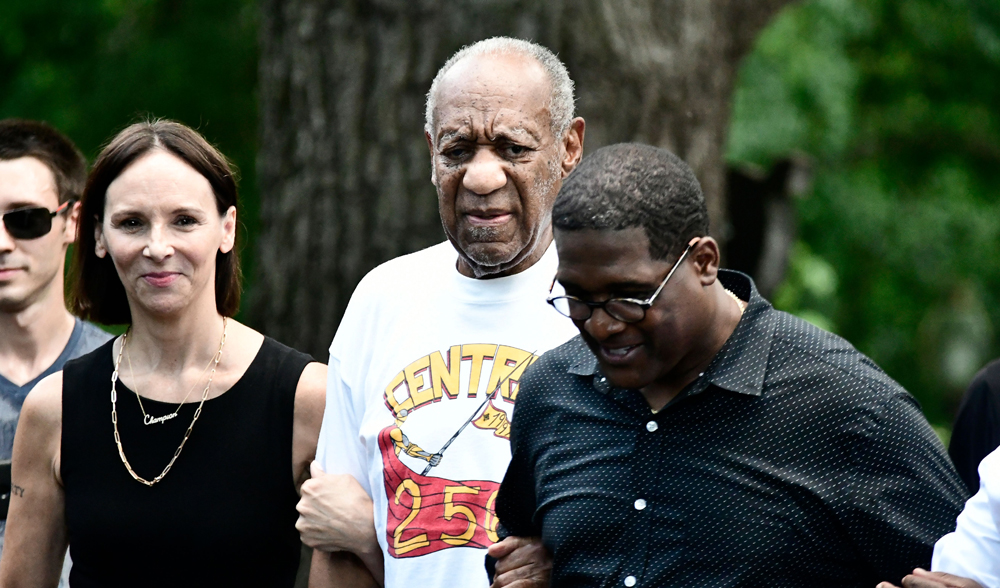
[253,0,796,358]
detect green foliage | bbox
[0,0,259,314]
[729,0,1000,426]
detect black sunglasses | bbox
[1,199,75,240]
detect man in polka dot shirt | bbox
[494,143,968,588]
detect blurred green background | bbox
[3,0,999,433]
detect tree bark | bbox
[253,0,796,358]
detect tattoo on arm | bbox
[11,484,24,497]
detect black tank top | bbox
[61,337,312,588]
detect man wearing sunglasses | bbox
[494,143,967,587]
[0,119,111,582]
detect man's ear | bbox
[425,130,437,185]
[560,117,586,177]
[219,206,237,254]
[62,200,82,245]
[94,216,107,258]
[691,237,721,285]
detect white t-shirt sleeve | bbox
[932,446,1000,587]
[315,354,372,496]
[315,271,386,498]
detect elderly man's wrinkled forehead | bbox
[430,53,555,146]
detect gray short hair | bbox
[424,37,576,140]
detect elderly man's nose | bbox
[463,150,507,195]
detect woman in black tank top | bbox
[0,121,326,587]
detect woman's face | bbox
[96,149,235,319]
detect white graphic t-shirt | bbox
[316,241,577,588]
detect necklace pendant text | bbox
[144,413,178,426]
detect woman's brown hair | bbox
[71,120,242,324]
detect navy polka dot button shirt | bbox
[496,270,967,588]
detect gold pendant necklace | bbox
[126,337,217,426]
[111,317,228,487]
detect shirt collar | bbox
[568,270,776,398]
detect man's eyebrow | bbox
[490,126,542,143]
[2,200,50,212]
[437,129,470,144]
[558,278,661,292]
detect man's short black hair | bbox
[0,119,87,205]
[553,143,709,261]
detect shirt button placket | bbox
[629,412,655,588]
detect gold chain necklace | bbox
[724,288,747,315]
[126,341,217,426]
[111,317,228,487]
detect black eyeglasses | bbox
[1,200,75,240]
[547,237,699,323]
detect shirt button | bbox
[698,372,704,377]
[624,576,637,587]
[645,421,658,432]
[634,498,647,510]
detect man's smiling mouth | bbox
[599,344,641,365]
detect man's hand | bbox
[487,536,551,588]
[296,461,378,556]
[297,462,385,584]
[877,568,985,588]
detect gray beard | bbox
[466,225,503,243]
[464,226,516,268]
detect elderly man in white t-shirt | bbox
[878,447,1000,588]
[296,37,586,588]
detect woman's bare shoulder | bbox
[20,371,63,432]
[297,362,327,394]
[16,372,64,481]
[293,363,326,430]
[225,319,266,352]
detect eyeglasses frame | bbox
[546,237,701,324]
[1,199,76,240]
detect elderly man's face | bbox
[427,54,584,278]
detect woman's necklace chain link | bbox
[126,338,217,426]
[111,317,228,487]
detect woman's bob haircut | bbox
[72,119,242,324]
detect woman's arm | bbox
[292,363,382,586]
[309,550,379,588]
[0,372,67,587]
[292,362,327,489]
